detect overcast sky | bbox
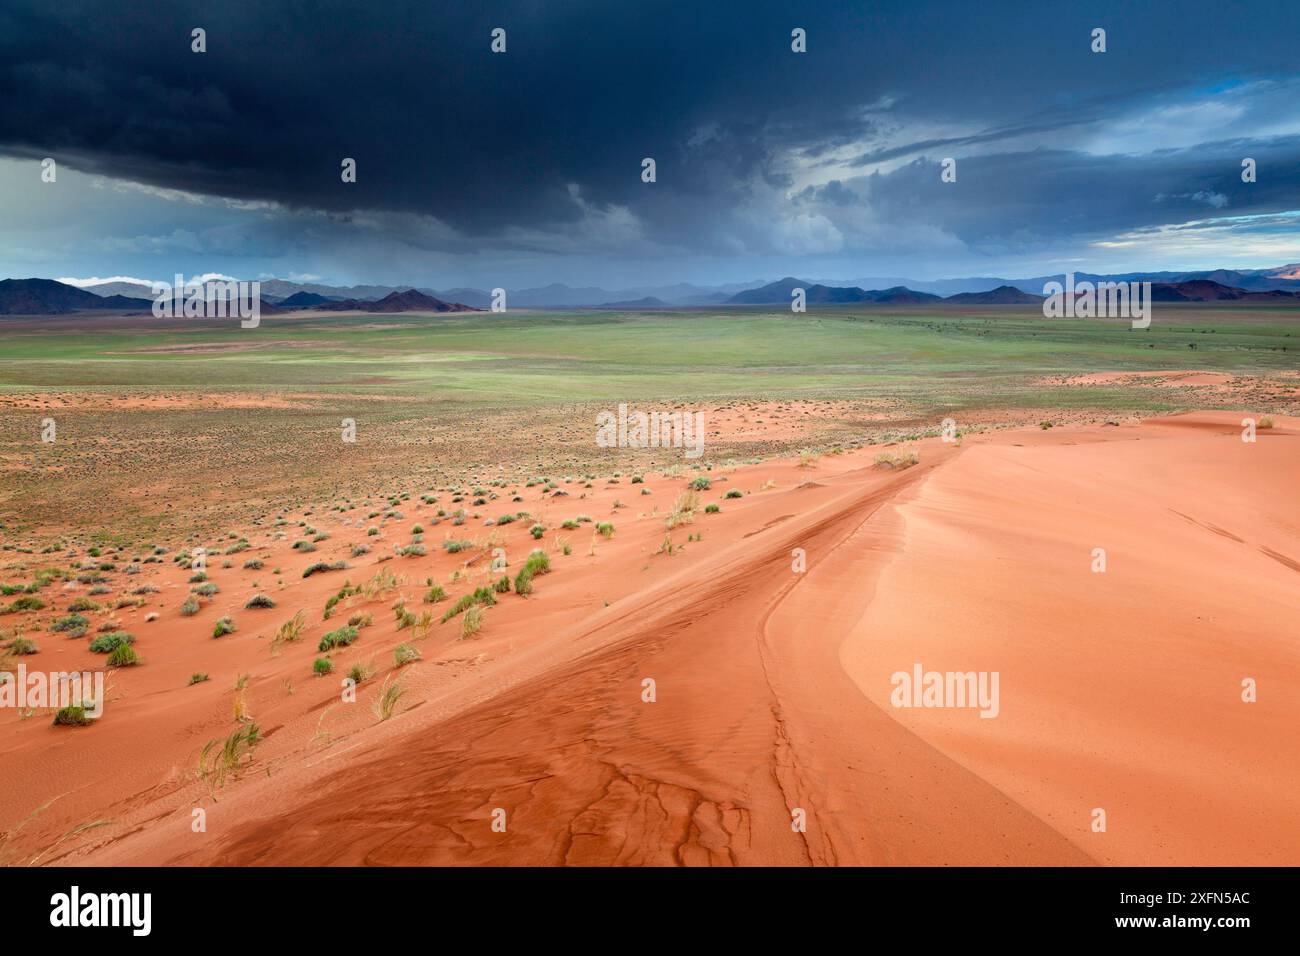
[2,0,1299,289]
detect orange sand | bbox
[1,412,1296,866]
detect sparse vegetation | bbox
[373,675,405,721]
[667,490,699,529]
[346,661,374,685]
[53,705,91,727]
[271,609,306,652]
[514,550,551,596]
[2,596,45,614]
[88,631,133,653]
[51,614,90,635]
[318,624,360,651]
[873,451,919,470]
[107,643,139,667]
[440,586,497,622]
[461,604,483,639]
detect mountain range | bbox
[63,263,1300,308]
[5,265,1300,315]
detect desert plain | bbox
[0,304,1297,866]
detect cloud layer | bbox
[2,0,1300,285]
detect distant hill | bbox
[729,278,945,305]
[727,277,813,304]
[861,286,944,304]
[0,278,152,314]
[80,280,158,299]
[1150,280,1300,302]
[277,291,336,308]
[944,285,1045,305]
[314,289,478,313]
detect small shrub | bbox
[705,503,720,514]
[243,558,264,570]
[302,560,347,579]
[596,522,615,538]
[318,624,360,651]
[394,643,421,666]
[461,605,483,639]
[529,524,545,539]
[513,550,551,596]
[52,614,90,633]
[346,662,373,685]
[688,476,711,491]
[189,672,210,686]
[423,584,446,603]
[68,596,100,612]
[873,451,919,470]
[394,603,417,630]
[313,657,334,677]
[323,583,360,618]
[725,488,743,499]
[107,643,140,667]
[88,631,133,653]
[180,596,201,616]
[245,594,276,609]
[493,575,511,594]
[213,616,236,638]
[53,705,91,727]
[3,595,45,613]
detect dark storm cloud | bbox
[2,0,1300,275]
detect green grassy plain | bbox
[0,306,1296,542]
[1,307,1296,406]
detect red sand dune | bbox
[3,412,1297,866]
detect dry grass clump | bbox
[198,722,261,792]
[666,490,699,529]
[461,604,483,639]
[873,450,919,470]
[372,675,405,721]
